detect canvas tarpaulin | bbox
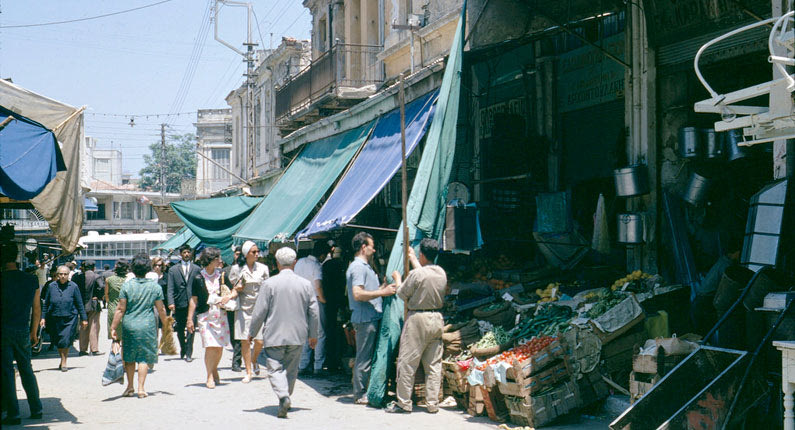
[0,106,66,200]
[232,122,374,248]
[152,226,201,253]
[296,90,438,239]
[0,79,85,253]
[170,196,262,264]
[366,2,467,407]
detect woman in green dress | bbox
[110,254,168,398]
[104,261,129,340]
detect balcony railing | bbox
[276,43,383,121]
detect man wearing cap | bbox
[248,247,319,418]
[385,238,447,414]
[77,260,104,356]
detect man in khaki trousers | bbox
[385,238,447,414]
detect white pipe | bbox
[694,16,782,99]
[768,11,795,90]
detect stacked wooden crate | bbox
[629,345,686,403]
[442,360,470,409]
[492,339,578,426]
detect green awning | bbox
[170,196,263,264]
[367,1,467,407]
[151,226,201,253]
[232,121,375,248]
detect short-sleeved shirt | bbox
[397,265,447,311]
[295,255,323,283]
[346,256,382,323]
[1,270,38,331]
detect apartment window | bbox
[86,203,106,220]
[319,16,327,52]
[135,202,143,219]
[121,202,134,219]
[255,101,262,159]
[211,148,231,181]
[112,202,120,219]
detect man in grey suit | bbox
[249,246,319,419]
[167,245,201,362]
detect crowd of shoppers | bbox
[2,230,448,422]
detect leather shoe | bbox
[91,351,104,356]
[78,351,89,356]
[29,412,43,419]
[277,397,291,418]
[231,364,242,372]
[185,357,193,363]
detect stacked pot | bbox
[613,164,649,244]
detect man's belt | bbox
[408,309,440,312]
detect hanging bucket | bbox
[617,213,644,244]
[724,129,752,161]
[702,128,724,159]
[713,265,754,314]
[678,127,702,158]
[613,165,650,197]
[682,172,712,206]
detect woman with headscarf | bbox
[231,240,269,383]
[40,265,88,371]
[186,247,234,389]
[110,254,169,398]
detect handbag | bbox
[85,298,100,313]
[101,341,124,386]
[219,274,239,311]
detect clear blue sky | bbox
[0,0,310,177]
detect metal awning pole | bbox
[399,74,410,277]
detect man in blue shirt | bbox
[1,242,43,425]
[346,232,396,405]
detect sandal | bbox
[206,380,216,389]
[138,392,148,399]
[122,388,136,397]
[242,374,251,384]
[253,363,260,375]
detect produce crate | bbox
[442,360,470,394]
[629,371,661,403]
[576,370,609,406]
[506,339,566,379]
[600,327,648,375]
[631,347,687,377]
[504,380,580,427]
[588,294,645,343]
[497,360,570,397]
[468,384,486,416]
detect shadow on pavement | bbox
[2,397,80,428]
[298,373,352,397]
[243,405,310,418]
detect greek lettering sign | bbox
[557,33,625,113]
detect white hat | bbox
[241,240,256,257]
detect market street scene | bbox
[1,0,794,429]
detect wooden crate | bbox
[468,385,486,416]
[601,328,648,375]
[497,360,570,397]
[442,360,470,394]
[452,391,469,410]
[504,380,580,427]
[631,347,686,377]
[576,370,609,406]
[467,385,509,422]
[629,371,661,403]
[506,339,566,380]
[589,294,646,344]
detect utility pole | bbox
[160,123,166,203]
[392,15,422,74]
[399,74,410,277]
[214,0,258,181]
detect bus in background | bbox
[76,231,173,269]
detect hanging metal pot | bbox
[701,128,724,159]
[613,164,650,197]
[617,213,644,244]
[724,129,751,161]
[678,127,702,158]
[682,172,713,206]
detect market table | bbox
[773,341,795,430]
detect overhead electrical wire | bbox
[0,0,175,29]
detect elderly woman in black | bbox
[40,265,88,371]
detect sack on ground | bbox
[102,344,124,386]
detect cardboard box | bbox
[504,380,580,427]
[497,360,570,397]
[629,371,661,403]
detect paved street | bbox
[7,309,610,429]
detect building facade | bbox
[195,108,233,197]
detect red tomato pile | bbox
[473,336,557,371]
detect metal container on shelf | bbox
[613,165,650,197]
[617,213,644,244]
[701,128,724,159]
[678,127,702,158]
[682,172,712,206]
[724,129,751,161]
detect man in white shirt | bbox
[294,241,329,376]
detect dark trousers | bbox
[226,310,241,367]
[1,330,42,419]
[173,307,195,359]
[324,303,343,371]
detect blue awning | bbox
[0,106,66,200]
[296,90,438,239]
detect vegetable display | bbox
[585,289,626,318]
[471,327,511,350]
[512,305,574,340]
[495,336,557,364]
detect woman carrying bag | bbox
[231,241,269,383]
[186,247,236,389]
[109,254,169,398]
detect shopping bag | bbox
[102,342,124,386]
[159,315,177,355]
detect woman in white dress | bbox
[187,247,235,389]
[232,241,269,383]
